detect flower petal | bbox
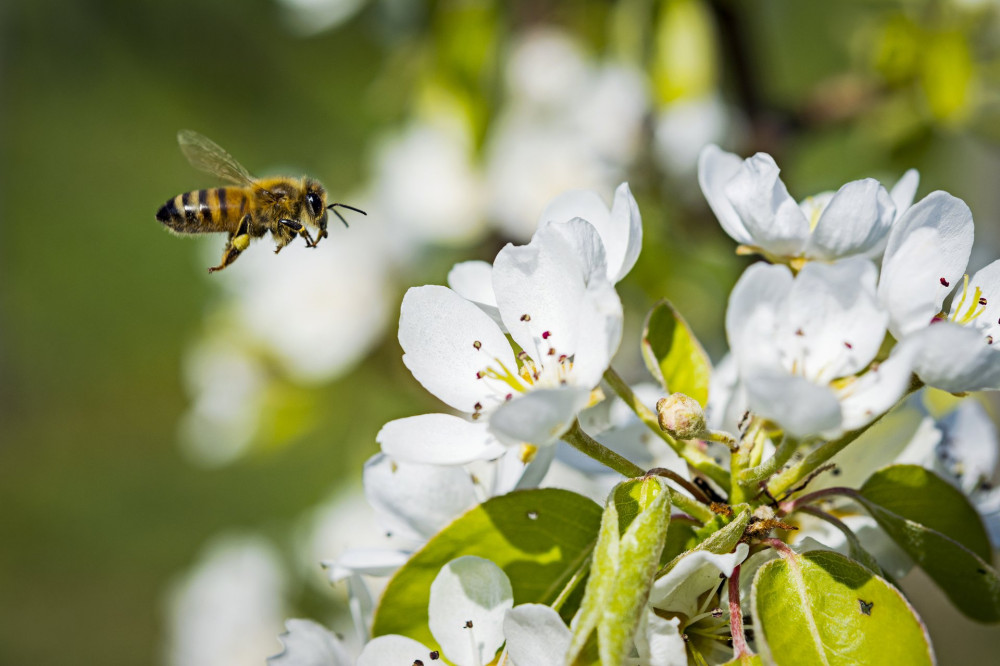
[961,258,1000,340]
[878,191,974,338]
[724,152,810,256]
[357,635,435,666]
[806,179,895,260]
[744,370,843,438]
[836,343,916,434]
[400,285,516,414]
[726,262,794,370]
[494,220,622,388]
[698,144,753,245]
[448,260,503,328]
[488,387,594,447]
[890,168,920,219]
[323,548,410,582]
[648,543,750,616]
[635,611,687,666]
[503,604,572,666]
[363,452,479,541]
[377,414,506,465]
[910,322,1000,392]
[783,258,886,383]
[268,619,352,666]
[939,399,999,495]
[428,557,513,666]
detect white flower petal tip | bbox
[448,260,503,328]
[357,635,437,666]
[322,548,410,582]
[429,556,513,666]
[649,544,750,617]
[267,619,352,666]
[807,178,895,260]
[890,168,920,217]
[698,144,754,246]
[911,323,1000,393]
[503,604,572,666]
[489,387,594,447]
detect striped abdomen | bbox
[155,187,248,234]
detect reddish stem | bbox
[778,486,860,515]
[728,564,752,660]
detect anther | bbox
[465,620,474,628]
[472,340,482,350]
[981,297,988,306]
[517,351,528,360]
[989,336,995,345]
[711,608,725,618]
[414,660,424,666]
[542,331,551,339]
[547,348,556,356]
[520,314,531,322]
[471,413,480,420]
[429,651,440,660]
[475,371,484,379]
[505,393,513,401]
[558,354,568,363]
[941,277,950,287]
[844,341,853,349]
[473,402,483,411]
[795,328,804,336]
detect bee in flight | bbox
[155,130,365,272]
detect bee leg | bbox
[208,215,252,273]
[299,228,317,248]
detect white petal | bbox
[783,258,886,383]
[609,183,643,282]
[448,260,503,328]
[961,258,1000,340]
[323,548,410,582]
[635,611,687,666]
[724,152,810,256]
[494,220,622,388]
[878,191,974,338]
[488,387,594,447]
[806,179,895,259]
[429,557,513,666]
[377,414,506,465]
[911,322,1000,392]
[836,344,916,433]
[697,144,753,245]
[725,262,793,369]
[363,453,478,541]
[890,169,920,219]
[400,285,517,414]
[744,370,843,438]
[503,604,572,666]
[268,619,352,666]
[649,543,750,617]
[357,635,434,666]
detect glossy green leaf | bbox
[372,489,602,648]
[568,478,671,666]
[641,300,712,406]
[752,550,934,665]
[859,464,991,559]
[856,465,1000,622]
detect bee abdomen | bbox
[156,188,242,233]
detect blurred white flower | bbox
[164,534,287,666]
[653,94,729,178]
[486,30,649,240]
[268,619,352,666]
[371,117,487,249]
[275,0,367,36]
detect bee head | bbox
[304,181,329,233]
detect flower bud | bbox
[656,393,706,439]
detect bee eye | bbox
[306,193,323,217]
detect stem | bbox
[738,435,798,491]
[728,564,752,661]
[561,421,645,478]
[795,505,865,553]
[646,466,711,504]
[778,486,860,515]
[603,367,730,489]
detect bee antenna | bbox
[326,203,367,228]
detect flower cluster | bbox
[267,149,1000,666]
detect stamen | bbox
[844,341,853,350]
[520,314,531,322]
[472,340,482,350]
[941,277,951,287]
[542,330,551,339]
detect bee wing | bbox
[177,130,255,186]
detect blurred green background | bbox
[5,0,1000,663]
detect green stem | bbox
[562,421,645,478]
[603,367,730,489]
[738,435,798,494]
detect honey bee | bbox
[155,130,365,272]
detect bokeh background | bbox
[5,0,1000,663]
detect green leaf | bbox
[568,478,672,666]
[752,550,934,665]
[371,489,602,648]
[859,464,991,559]
[856,465,1000,622]
[720,656,763,666]
[641,300,712,406]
